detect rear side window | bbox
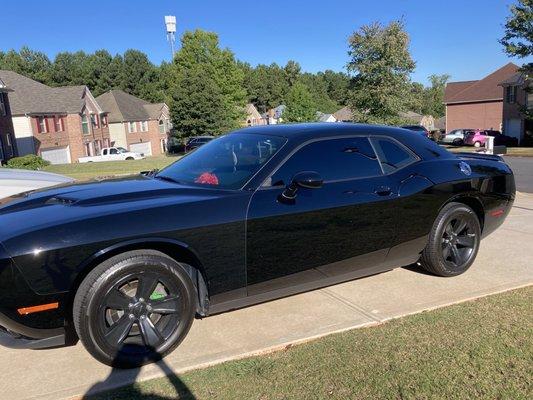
[270,137,382,186]
[370,137,418,174]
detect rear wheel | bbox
[73,250,196,368]
[125,157,134,160]
[473,141,482,148]
[452,138,463,146]
[419,203,481,277]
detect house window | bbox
[140,121,148,132]
[84,142,93,156]
[54,116,64,132]
[37,116,47,133]
[101,115,108,127]
[128,121,137,133]
[158,119,165,133]
[527,92,533,109]
[506,86,517,104]
[0,93,6,116]
[81,114,90,134]
[90,114,99,129]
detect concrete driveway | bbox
[1,193,532,400]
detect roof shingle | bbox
[96,90,165,123]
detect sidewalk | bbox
[1,194,532,400]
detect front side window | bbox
[157,133,286,190]
[54,116,64,132]
[270,137,382,187]
[110,148,119,155]
[81,114,90,134]
[37,116,47,133]
[370,137,418,174]
[0,93,6,116]
[128,121,137,133]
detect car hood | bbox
[0,174,232,214]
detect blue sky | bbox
[0,0,526,85]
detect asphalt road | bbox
[504,156,533,193]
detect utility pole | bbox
[164,16,177,58]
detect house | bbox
[0,70,110,164]
[399,111,435,131]
[244,103,266,126]
[499,71,532,144]
[0,77,16,164]
[263,105,286,125]
[333,106,353,122]
[444,63,520,137]
[316,112,337,123]
[96,90,171,156]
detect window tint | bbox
[270,137,382,186]
[110,148,118,154]
[371,137,417,174]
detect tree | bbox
[122,50,162,102]
[320,70,350,106]
[500,0,533,123]
[299,73,339,113]
[423,74,450,117]
[242,62,288,113]
[170,30,246,136]
[284,60,301,87]
[346,21,416,124]
[0,47,52,84]
[49,51,90,86]
[283,82,317,122]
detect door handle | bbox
[374,186,392,196]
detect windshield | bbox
[157,133,286,189]
[117,147,128,153]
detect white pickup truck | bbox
[78,147,146,163]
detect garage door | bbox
[41,146,71,165]
[130,142,152,156]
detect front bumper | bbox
[0,311,65,349]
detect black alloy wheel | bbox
[420,202,481,276]
[74,250,196,368]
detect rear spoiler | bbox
[455,152,504,162]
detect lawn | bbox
[43,155,180,180]
[89,286,532,400]
[443,145,533,157]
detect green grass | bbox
[89,286,533,400]
[43,155,180,180]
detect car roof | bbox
[230,122,453,161]
[0,168,74,183]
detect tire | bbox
[473,141,482,148]
[452,139,463,146]
[125,157,134,160]
[73,250,196,368]
[419,202,481,277]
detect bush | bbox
[6,155,50,170]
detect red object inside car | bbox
[195,172,219,185]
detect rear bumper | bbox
[0,311,65,349]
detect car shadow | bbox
[401,262,436,276]
[82,353,196,400]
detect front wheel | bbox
[473,141,482,148]
[73,250,196,368]
[419,202,481,277]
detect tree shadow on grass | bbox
[83,353,195,400]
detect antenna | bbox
[164,16,177,58]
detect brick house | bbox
[0,70,110,164]
[444,63,520,137]
[0,76,16,164]
[499,71,532,144]
[96,90,171,156]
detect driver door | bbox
[245,136,399,296]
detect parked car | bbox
[484,130,519,147]
[0,168,74,199]
[441,129,475,146]
[400,125,430,139]
[184,136,214,152]
[79,147,145,163]
[0,123,515,367]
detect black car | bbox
[485,130,519,147]
[184,136,214,152]
[0,123,515,367]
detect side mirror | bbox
[280,171,323,201]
